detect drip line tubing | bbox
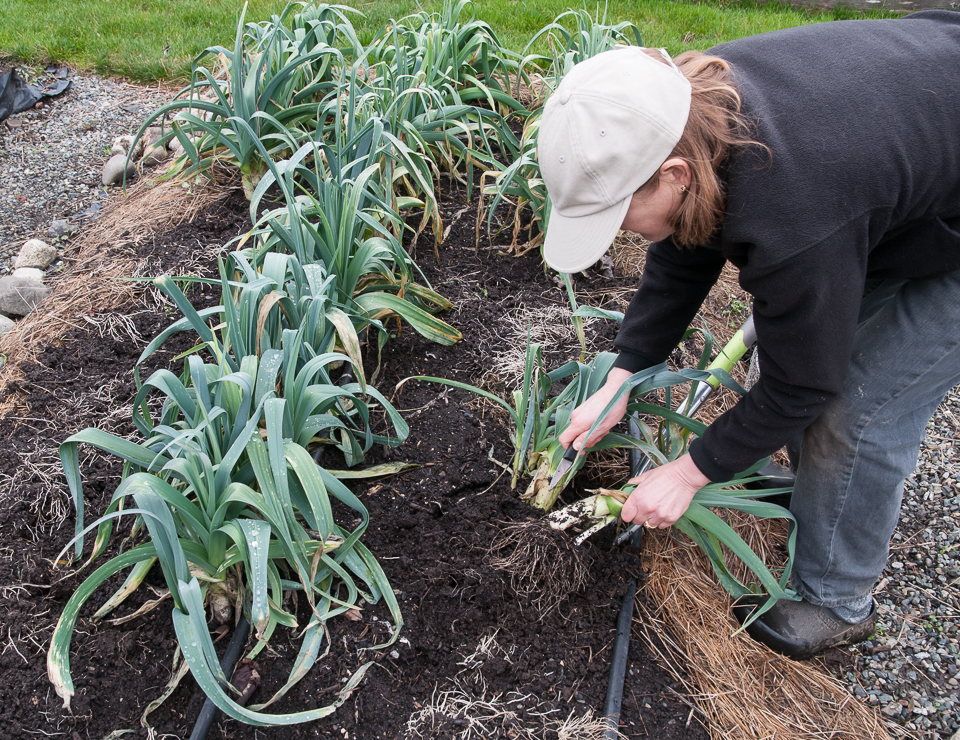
[189,615,251,740]
[603,414,644,738]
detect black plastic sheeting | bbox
[0,67,71,123]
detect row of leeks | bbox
[49,0,533,722]
[50,221,425,721]
[133,0,527,213]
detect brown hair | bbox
[640,50,769,247]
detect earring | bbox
[679,185,687,193]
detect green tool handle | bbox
[676,314,756,417]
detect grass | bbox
[0,0,900,82]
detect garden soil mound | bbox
[0,185,706,739]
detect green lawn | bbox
[0,0,900,81]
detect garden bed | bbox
[0,184,707,740]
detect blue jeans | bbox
[789,269,960,609]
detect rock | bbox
[102,153,137,185]
[169,136,185,156]
[169,134,199,158]
[109,134,133,156]
[12,268,44,283]
[141,144,169,167]
[882,702,904,717]
[146,126,164,148]
[110,134,145,160]
[0,277,51,316]
[0,314,14,336]
[14,239,57,269]
[46,219,77,240]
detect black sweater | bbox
[612,11,960,482]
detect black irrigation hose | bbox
[603,415,645,738]
[189,615,251,740]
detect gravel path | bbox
[0,67,175,268]
[844,392,960,738]
[1,68,959,740]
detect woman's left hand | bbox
[621,453,709,528]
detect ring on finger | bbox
[643,521,655,529]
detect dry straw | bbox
[0,174,229,417]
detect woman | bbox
[539,11,960,659]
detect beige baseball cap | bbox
[540,47,691,274]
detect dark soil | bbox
[0,182,708,739]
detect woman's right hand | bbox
[558,367,634,453]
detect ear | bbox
[659,158,691,189]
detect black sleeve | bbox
[613,238,726,372]
[689,223,869,481]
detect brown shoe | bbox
[733,596,876,660]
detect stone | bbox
[0,277,51,316]
[12,268,44,283]
[146,126,164,148]
[45,219,77,240]
[141,144,169,167]
[0,314,14,336]
[169,136,185,156]
[14,239,57,270]
[882,702,904,717]
[169,134,199,158]
[102,153,137,185]
[110,134,144,160]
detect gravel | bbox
[2,66,960,740]
[839,390,960,739]
[0,66,174,269]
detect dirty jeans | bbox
[789,268,960,615]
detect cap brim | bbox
[543,194,632,274]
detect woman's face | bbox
[619,158,690,243]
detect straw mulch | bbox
[0,174,227,417]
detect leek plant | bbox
[520,352,627,510]
[520,7,643,83]
[360,51,525,198]
[52,353,402,724]
[137,267,409,464]
[365,0,520,95]
[545,332,799,618]
[240,159,462,347]
[477,113,548,253]
[132,3,358,198]
[402,345,637,491]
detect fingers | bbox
[558,426,581,450]
[620,457,702,529]
[558,413,607,451]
